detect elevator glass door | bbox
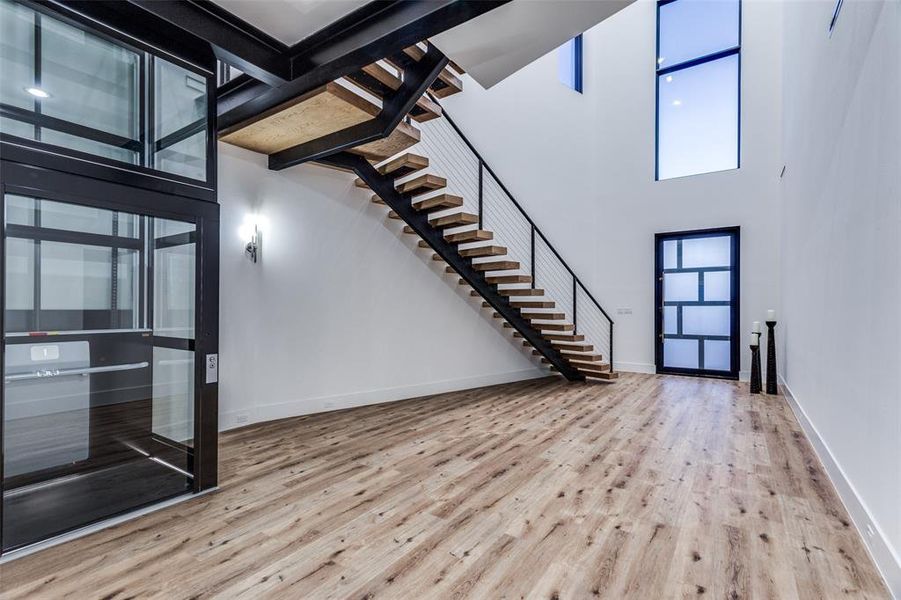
[2,193,198,552]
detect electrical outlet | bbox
[866,523,876,538]
[234,411,250,426]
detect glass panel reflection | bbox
[2,194,197,552]
[664,338,698,369]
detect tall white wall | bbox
[780,0,901,593]
[217,144,544,430]
[440,0,784,377]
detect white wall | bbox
[780,0,901,593]
[217,144,544,430]
[441,0,784,377]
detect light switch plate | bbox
[205,353,218,384]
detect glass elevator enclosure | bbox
[0,0,219,555]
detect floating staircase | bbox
[219,41,616,382]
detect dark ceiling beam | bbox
[50,1,216,69]
[218,0,510,132]
[126,0,291,86]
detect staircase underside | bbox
[218,40,615,383]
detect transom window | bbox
[655,0,741,180]
[0,0,210,183]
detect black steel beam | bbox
[126,0,290,86]
[268,43,447,170]
[317,151,584,382]
[219,0,510,132]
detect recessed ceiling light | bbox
[672,99,682,106]
[25,87,50,99]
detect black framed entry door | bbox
[655,227,740,379]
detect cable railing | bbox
[419,95,615,372]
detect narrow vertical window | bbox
[656,0,741,180]
[558,34,583,93]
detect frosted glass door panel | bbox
[664,338,698,369]
[704,340,731,371]
[682,235,731,268]
[682,305,731,336]
[664,272,698,302]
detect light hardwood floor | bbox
[0,373,889,599]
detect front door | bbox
[655,227,740,379]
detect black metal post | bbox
[477,159,483,228]
[572,276,577,334]
[609,320,614,371]
[530,226,535,288]
[765,320,778,394]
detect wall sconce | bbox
[239,216,262,263]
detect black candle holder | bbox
[766,320,778,395]
[750,337,762,394]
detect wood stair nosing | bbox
[459,245,507,258]
[387,210,402,220]
[445,229,493,243]
[471,260,520,272]
[412,193,463,212]
[410,95,443,122]
[430,212,479,228]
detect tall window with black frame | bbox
[655,0,741,180]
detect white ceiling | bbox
[212,0,370,46]
[432,0,636,89]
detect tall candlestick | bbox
[766,319,778,394]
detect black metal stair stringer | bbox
[318,151,585,382]
[268,43,449,171]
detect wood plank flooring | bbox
[0,373,889,599]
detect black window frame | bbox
[654,0,742,181]
[558,34,583,94]
[0,0,217,202]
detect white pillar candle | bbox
[750,333,759,347]
[752,321,761,333]
[766,309,776,321]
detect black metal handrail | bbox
[427,93,615,370]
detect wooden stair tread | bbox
[413,194,463,212]
[552,342,593,352]
[460,245,507,258]
[445,230,493,243]
[511,301,555,309]
[371,194,385,204]
[544,333,585,342]
[537,323,574,331]
[524,341,594,352]
[521,312,565,320]
[220,82,380,153]
[379,152,429,177]
[563,353,604,362]
[397,173,446,195]
[410,95,443,122]
[349,120,420,161]
[485,274,531,284]
[430,212,479,228]
[387,210,401,220]
[402,45,463,98]
[498,288,544,297]
[361,62,401,90]
[472,260,520,272]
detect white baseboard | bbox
[781,378,901,599]
[219,368,547,431]
[614,361,656,374]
